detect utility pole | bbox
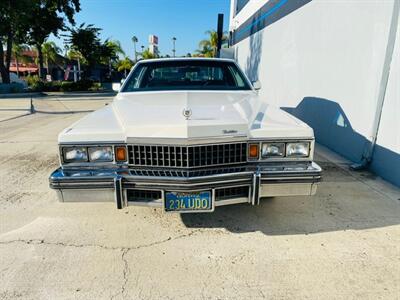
[216,14,224,58]
[132,36,138,62]
[77,57,81,81]
[172,37,176,57]
[141,45,144,58]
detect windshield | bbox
[121,60,251,92]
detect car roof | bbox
[137,57,236,64]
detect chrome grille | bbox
[128,142,247,168]
[215,186,250,201]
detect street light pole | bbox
[132,36,138,62]
[141,45,145,59]
[172,37,176,57]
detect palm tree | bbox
[67,49,84,80]
[41,41,61,75]
[66,23,102,69]
[101,39,125,76]
[198,30,228,57]
[141,48,156,60]
[132,36,138,62]
[195,44,214,58]
[117,57,133,77]
[12,44,30,77]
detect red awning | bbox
[9,66,38,72]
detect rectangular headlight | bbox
[286,142,310,157]
[88,146,113,162]
[63,147,88,162]
[261,143,285,158]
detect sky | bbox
[50,0,231,58]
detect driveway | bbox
[0,97,399,299]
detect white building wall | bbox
[230,0,399,186]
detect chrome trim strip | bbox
[114,176,123,209]
[251,171,261,205]
[215,197,249,206]
[130,178,252,189]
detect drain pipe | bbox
[351,0,400,170]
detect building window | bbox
[236,0,250,15]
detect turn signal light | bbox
[248,144,259,159]
[115,146,127,162]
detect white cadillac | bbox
[49,58,321,212]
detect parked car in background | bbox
[49,58,321,212]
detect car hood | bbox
[59,91,313,143]
[112,91,258,142]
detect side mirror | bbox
[252,80,261,90]
[112,82,121,92]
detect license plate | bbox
[164,191,213,212]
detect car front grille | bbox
[127,189,162,202]
[126,186,250,203]
[215,186,250,201]
[128,142,247,168]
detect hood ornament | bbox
[182,108,192,120]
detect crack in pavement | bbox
[0,229,206,252]
[0,228,228,252]
[0,229,220,300]
[110,248,130,300]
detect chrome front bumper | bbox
[49,162,322,210]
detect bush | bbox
[43,81,61,92]
[60,79,95,92]
[26,75,44,91]
[88,82,102,91]
[26,76,100,92]
[60,81,74,92]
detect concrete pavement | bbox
[0,98,399,299]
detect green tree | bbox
[12,44,31,77]
[117,57,133,77]
[41,41,61,75]
[131,36,138,62]
[141,48,156,60]
[67,48,84,80]
[0,0,32,83]
[67,48,84,63]
[66,23,102,71]
[195,44,214,58]
[27,0,80,79]
[197,30,228,58]
[100,40,125,76]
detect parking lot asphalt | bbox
[0,96,399,300]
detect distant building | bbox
[9,49,69,81]
[149,35,159,56]
[9,50,38,76]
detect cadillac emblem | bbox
[182,108,192,119]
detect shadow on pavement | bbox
[181,160,400,235]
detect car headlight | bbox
[261,143,285,158]
[63,147,88,162]
[88,146,113,162]
[286,142,310,157]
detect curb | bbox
[0,92,45,99]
